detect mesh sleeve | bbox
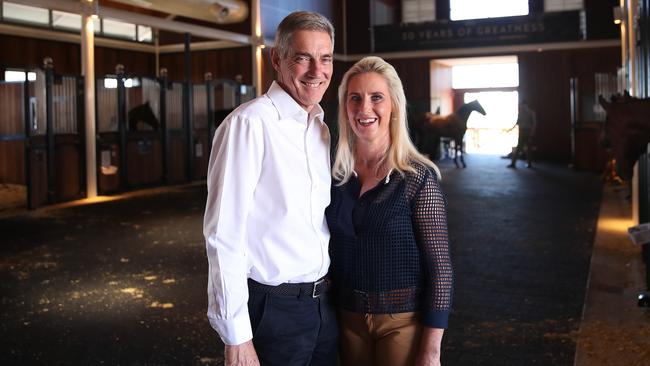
[410,167,453,328]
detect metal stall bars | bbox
[165,79,186,183]
[116,64,128,190]
[51,65,85,201]
[124,75,163,187]
[207,77,255,158]
[158,68,169,183]
[34,58,85,205]
[192,72,214,179]
[30,66,49,208]
[96,68,120,193]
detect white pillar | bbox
[626,0,637,96]
[251,0,263,96]
[81,3,97,198]
[620,0,628,92]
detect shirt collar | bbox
[266,81,325,125]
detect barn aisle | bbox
[438,154,602,365]
[0,153,621,365]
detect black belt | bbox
[248,277,331,298]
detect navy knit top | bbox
[326,163,453,328]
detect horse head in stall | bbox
[415,100,486,168]
[598,93,650,181]
[128,101,159,131]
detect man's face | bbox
[272,30,333,112]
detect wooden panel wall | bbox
[0,141,25,184]
[518,46,620,162]
[385,57,431,120]
[0,35,155,77]
[159,47,252,84]
[125,134,163,186]
[94,46,155,76]
[430,61,454,114]
[585,0,620,40]
[54,134,82,200]
[518,50,573,162]
[0,82,24,135]
[346,0,371,54]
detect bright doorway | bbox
[464,91,519,154]
[430,55,520,156]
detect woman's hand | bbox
[414,327,444,366]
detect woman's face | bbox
[345,72,392,148]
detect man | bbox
[507,100,537,168]
[203,11,336,366]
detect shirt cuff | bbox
[208,312,253,345]
[420,309,450,329]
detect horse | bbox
[598,92,650,181]
[128,101,159,131]
[414,100,486,168]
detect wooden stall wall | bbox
[0,82,25,184]
[158,47,252,84]
[94,46,155,76]
[0,35,154,77]
[385,58,431,128]
[429,61,454,115]
[518,46,620,163]
[518,50,572,163]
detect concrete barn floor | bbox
[1,154,648,365]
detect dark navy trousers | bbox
[247,290,338,366]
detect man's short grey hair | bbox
[274,11,335,59]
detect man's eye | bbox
[296,56,310,62]
[322,58,333,65]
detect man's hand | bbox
[224,340,260,366]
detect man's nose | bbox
[309,59,324,74]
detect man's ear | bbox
[270,48,281,72]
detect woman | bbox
[326,56,453,366]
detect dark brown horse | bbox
[128,101,159,131]
[598,93,650,180]
[415,100,486,167]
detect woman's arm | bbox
[409,166,453,357]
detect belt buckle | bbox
[312,278,325,298]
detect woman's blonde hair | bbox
[332,56,440,183]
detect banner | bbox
[374,11,584,52]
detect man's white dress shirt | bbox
[203,81,331,346]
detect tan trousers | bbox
[338,310,423,366]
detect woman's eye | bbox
[371,95,383,102]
